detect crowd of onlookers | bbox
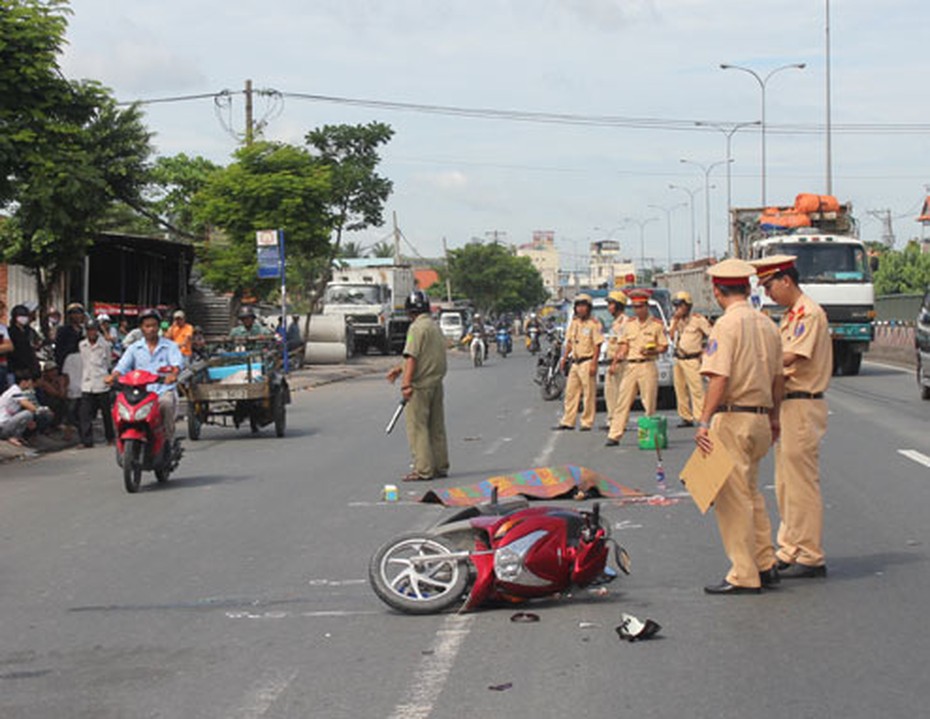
[0,300,202,451]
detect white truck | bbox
[322,259,416,355]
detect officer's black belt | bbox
[626,358,653,364]
[784,391,824,400]
[573,356,593,364]
[675,352,702,360]
[716,405,771,415]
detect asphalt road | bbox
[1,346,928,718]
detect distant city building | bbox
[588,239,636,287]
[517,231,560,298]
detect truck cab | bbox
[751,233,874,375]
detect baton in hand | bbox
[385,399,408,434]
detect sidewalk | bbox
[0,355,400,465]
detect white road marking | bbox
[863,360,909,374]
[307,578,367,586]
[388,614,474,719]
[234,669,298,718]
[521,407,533,417]
[898,449,930,468]
[225,609,378,620]
[533,431,558,466]
[483,436,513,455]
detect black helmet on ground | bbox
[405,290,430,314]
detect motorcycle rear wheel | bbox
[541,372,565,401]
[369,532,470,614]
[123,439,143,493]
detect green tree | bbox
[304,122,394,308]
[370,239,396,258]
[338,240,365,259]
[191,141,331,301]
[446,242,547,314]
[874,240,930,295]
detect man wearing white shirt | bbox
[78,319,114,448]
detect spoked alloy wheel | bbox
[122,439,143,493]
[541,371,565,401]
[369,533,470,614]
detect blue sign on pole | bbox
[256,229,281,279]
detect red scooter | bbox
[112,369,183,493]
[369,491,630,614]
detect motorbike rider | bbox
[467,313,488,359]
[107,308,183,441]
[230,306,270,341]
[524,312,542,350]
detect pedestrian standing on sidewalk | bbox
[752,254,832,579]
[553,293,603,432]
[78,320,115,448]
[386,290,449,482]
[669,291,712,428]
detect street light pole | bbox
[679,159,731,258]
[720,62,806,207]
[669,184,703,261]
[648,203,686,271]
[622,216,658,282]
[695,120,761,257]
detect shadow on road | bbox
[142,473,254,491]
[824,550,927,580]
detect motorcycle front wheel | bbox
[369,532,470,614]
[541,371,565,401]
[123,439,143,493]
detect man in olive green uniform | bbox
[553,294,603,431]
[753,255,831,579]
[695,259,783,595]
[606,291,668,446]
[230,307,270,340]
[603,290,629,430]
[386,290,449,481]
[669,290,712,428]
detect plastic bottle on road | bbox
[655,462,667,494]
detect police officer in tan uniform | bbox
[752,254,831,579]
[553,294,603,431]
[669,290,712,428]
[386,290,449,481]
[695,259,783,595]
[605,291,668,446]
[603,290,629,430]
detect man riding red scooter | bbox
[107,308,184,493]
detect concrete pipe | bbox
[306,341,349,365]
[306,315,348,344]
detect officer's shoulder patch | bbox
[795,322,805,337]
[705,338,718,356]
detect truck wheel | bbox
[354,339,369,355]
[273,389,286,437]
[379,336,390,355]
[843,352,862,376]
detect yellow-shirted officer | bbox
[669,290,712,428]
[603,290,629,429]
[752,254,832,579]
[386,290,449,481]
[695,259,783,595]
[553,294,604,431]
[605,291,668,446]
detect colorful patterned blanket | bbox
[419,465,644,506]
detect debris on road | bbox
[616,612,661,642]
[488,682,513,691]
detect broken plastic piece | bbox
[615,612,661,642]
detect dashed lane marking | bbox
[533,430,558,466]
[234,669,298,719]
[898,449,930,468]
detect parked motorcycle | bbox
[526,325,541,354]
[535,328,565,400]
[112,369,183,493]
[496,326,512,357]
[369,491,630,614]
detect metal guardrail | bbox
[875,293,922,322]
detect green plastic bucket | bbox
[637,415,668,450]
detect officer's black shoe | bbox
[604,438,619,447]
[552,424,574,431]
[703,580,761,595]
[677,420,695,428]
[759,567,781,587]
[778,562,827,579]
[579,426,591,432]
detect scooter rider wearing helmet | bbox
[107,308,184,440]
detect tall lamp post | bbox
[669,184,705,261]
[695,120,760,256]
[719,62,806,207]
[623,216,658,282]
[679,158,731,259]
[648,203,686,271]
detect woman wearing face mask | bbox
[7,305,40,385]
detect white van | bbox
[439,312,465,342]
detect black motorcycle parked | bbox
[534,327,566,401]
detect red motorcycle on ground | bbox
[112,369,183,493]
[369,491,631,614]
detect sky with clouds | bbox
[61,0,930,267]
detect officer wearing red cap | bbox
[605,290,668,445]
[696,259,783,594]
[751,254,831,579]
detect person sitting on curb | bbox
[0,370,39,447]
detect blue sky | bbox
[62,0,930,266]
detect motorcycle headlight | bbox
[494,530,548,584]
[118,403,133,421]
[494,547,523,582]
[134,402,154,421]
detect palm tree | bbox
[370,240,395,259]
[338,240,365,259]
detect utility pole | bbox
[867,209,895,248]
[825,0,833,195]
[484,230,507,244]
[442,236,452,302]
[244,79,254,146]
[392,211,402,263]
